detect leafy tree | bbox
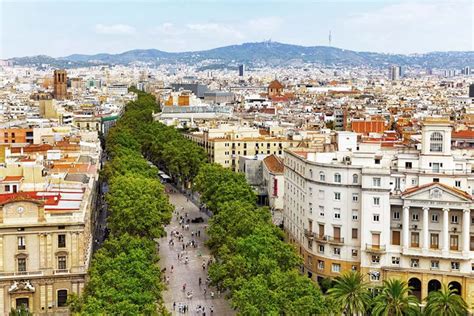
[9,305,31,316]
[327,270,371,315]
[107,175,172,239]
[81,235,162,315]
[372,279,420,316]
[424,283,468,316]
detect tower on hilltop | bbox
[53,69,67,100]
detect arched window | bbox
[430,132,443,152]
[57,289,68,307]
[319,171,325,181]
[352,174,359,184]
[334,173,341,183]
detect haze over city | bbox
[1,0,473,58]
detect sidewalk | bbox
[158,185,235,316]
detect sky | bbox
[0,0,472,59]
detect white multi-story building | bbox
[283,118,474,309]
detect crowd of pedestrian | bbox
[162,190,223,315]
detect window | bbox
[431,260,439,269]
[373,177,381,187]
[431,214,439,222]
[410,259,419,268]
[334,192,341,200]
[352,265,357,271]
[334,173,341,183]
[372,255,380,264]
[4,185,10,192]
[333,247,341,255]
[375,158,381,164]
[17,236,26,250]
[455,180,461,188]
[430,132,443,152]
[450,235,459,251]
[432,163,441,173]
[309,203,313,214]
[393,211,400,219]
[57,290,68,307]
[58,234,66,248]
[392,257,400,265]
[352,210,358,221]
[352,228,358,239]
[332,263,341,273]
[318,260,324,270]
[352,174,358,184]
[412,213,419,221]
[391,231,401,245]
[334,208,341,219]
[433,178,440,183]
[430,234,439,249]
[309,187,312,196]
[18,258,27,272]
[319,206,324,217]
[370,272,380,281]
[58,256,67,270]
[411,232,420,247]
[412,178,417,185]
[319,172,325,181]
[405,162,412,169]
[352,193,359,202]
[352,249,358,257]
[373,197,380,206]
[373,214,380,222]
[318,245,325,253]
[451,261,460,270]
[451,215,458,224]
[318,190,324,199]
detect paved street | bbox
[159,185,236,316]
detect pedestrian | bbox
[203,287,207,296]
[182,243,185,250]
[198,230,201,237]
[171,265,174,273]
[210,306,214,314]
[182,283,186,292]
[210,291,214,299]
[198,277,202,286]
[173,302,176,310]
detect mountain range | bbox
[6,41,474,69]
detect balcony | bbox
[304,229,316,239]
[314,234,328,243]
[366,244,386,253]
[0,271,43,279]
[326,236,345,245]
[54,269,70,274]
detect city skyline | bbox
[1,0,473,59]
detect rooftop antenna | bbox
[329,30,332,46]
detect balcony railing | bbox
[366,244,386,253]
[304,229,315,239]
[326,236,345,245]
[314,234,328,243]
[54,269,70,274]
[0,271,43,278]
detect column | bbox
[403,206,410,249]
[462,209,470,253]
[422,207,429,251]
[442,208,449,253]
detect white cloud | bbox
[95,24,136,35]
[247,17,283,32]
[339,0,473,53]
[186,23,244,39]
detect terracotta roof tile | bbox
[263,154,284,174]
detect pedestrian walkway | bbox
[159,185,235,316]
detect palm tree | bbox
[327,271,371,315]
[372,279,420,316]
[424,283,468,316]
